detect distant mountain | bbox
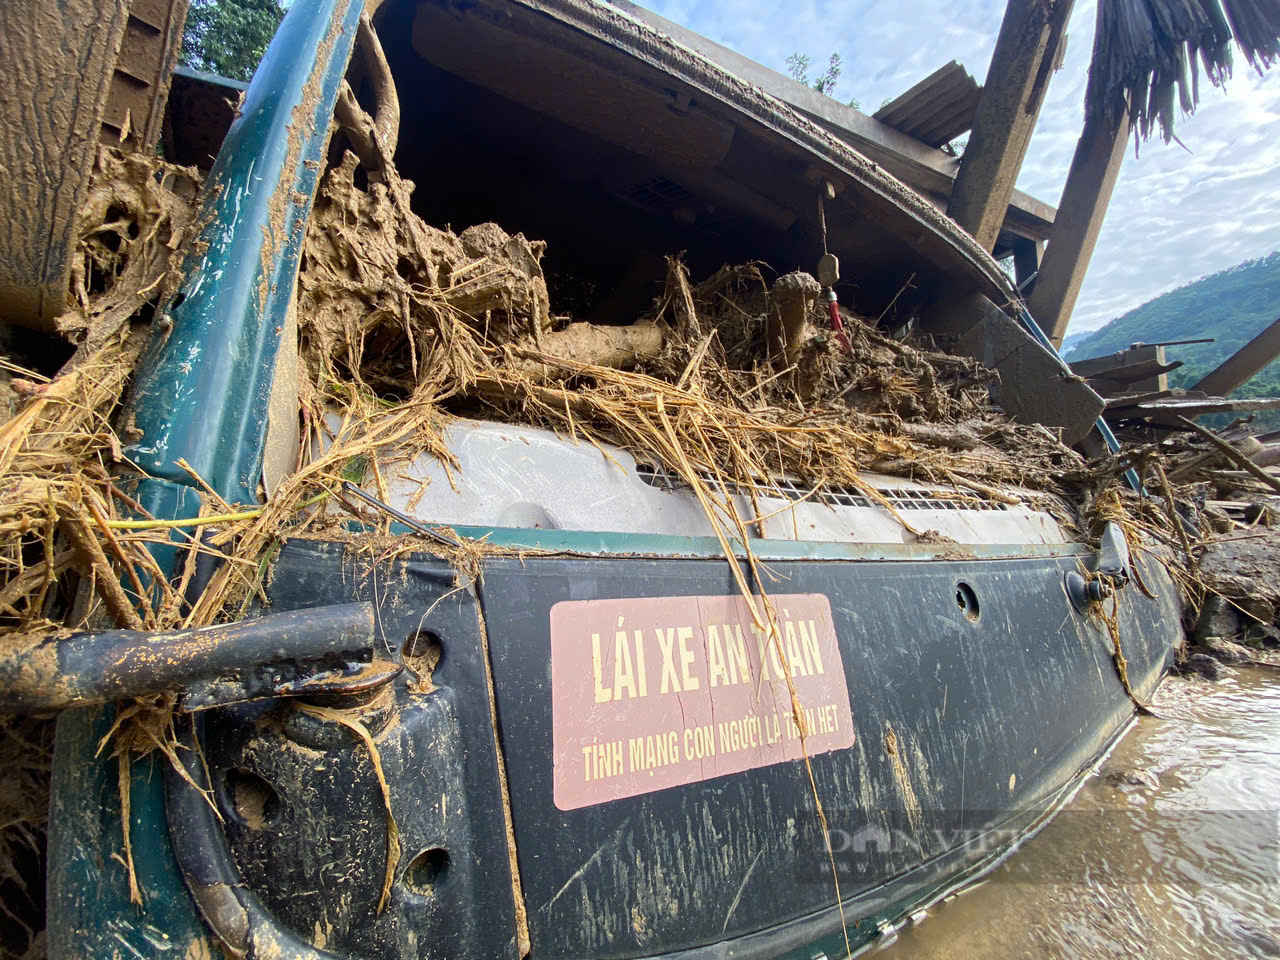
[1059,330,1092,356]
[1062,252,1280,425]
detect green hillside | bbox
[1063,251,1280,426]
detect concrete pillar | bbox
[1031,102,1130,348]
[948,0,1073,252]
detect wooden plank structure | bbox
[1112,394,1280,418]
[1069,332,1280,432]
[1080,356,1182,392]
[1069,347,1172,381]
[872,61,981,149]
[103,0,191,151]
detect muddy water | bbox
[885,668,1280,960]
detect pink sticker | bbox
[550,593,855,810]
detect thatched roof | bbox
[1087,0,1280,144]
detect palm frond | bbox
[1087,0,1277,145]
[1222,0,1280,71]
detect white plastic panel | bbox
[331,417,1073,546]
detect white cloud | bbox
[634,0,1280,334]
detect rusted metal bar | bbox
[0,602,383,713]
[341,481,464,547]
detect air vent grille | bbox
[634,463,1011,512]
[619,176,692,213]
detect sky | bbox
[630,0,1280,335]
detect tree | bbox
[181,0,286,82]
[787,52,851,100]
[785,53,811,85]
[787,52,861,109]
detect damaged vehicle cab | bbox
[43,1,1178,958]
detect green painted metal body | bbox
[384,521,1095,563]
[47,2,363,956]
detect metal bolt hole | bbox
[227,769,280,829]
[404,629,443,668]
[403,847,449,896]
[955,582,980,621]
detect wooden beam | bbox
[1012,236,1043,296]
[1086,366,1184,398]
[1085,343,1168,393]
[873,61,980,148]
[1177,416,1280,497]
[1030,100,1131,347]
[874,61,968,126]
[948,0,1073,252]
[1144,396,1280,421]
[1192,315,1280,398]
[1105,389,1176,408]
[1071,355,1181,384]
